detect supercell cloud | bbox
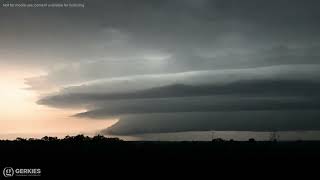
[2,0,320,134]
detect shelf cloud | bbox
[2,0,319,135]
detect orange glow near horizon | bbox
[0,69,117,138]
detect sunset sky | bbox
[0,67,117,137]
[1,0,320,140]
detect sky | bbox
[1,0,320,139]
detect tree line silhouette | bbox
[1,131,282,143]
[8,134,123,143]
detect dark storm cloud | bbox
[37,65,320,108]
[24,44,320,91]
[38,79,320,109]
[103,111,320,135]
[37,64,320,132]
[0,0,318,90]
[2,0,320,134]
[74,96,320,119]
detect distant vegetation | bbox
[0,131,282,142]
[3,134,123,143]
